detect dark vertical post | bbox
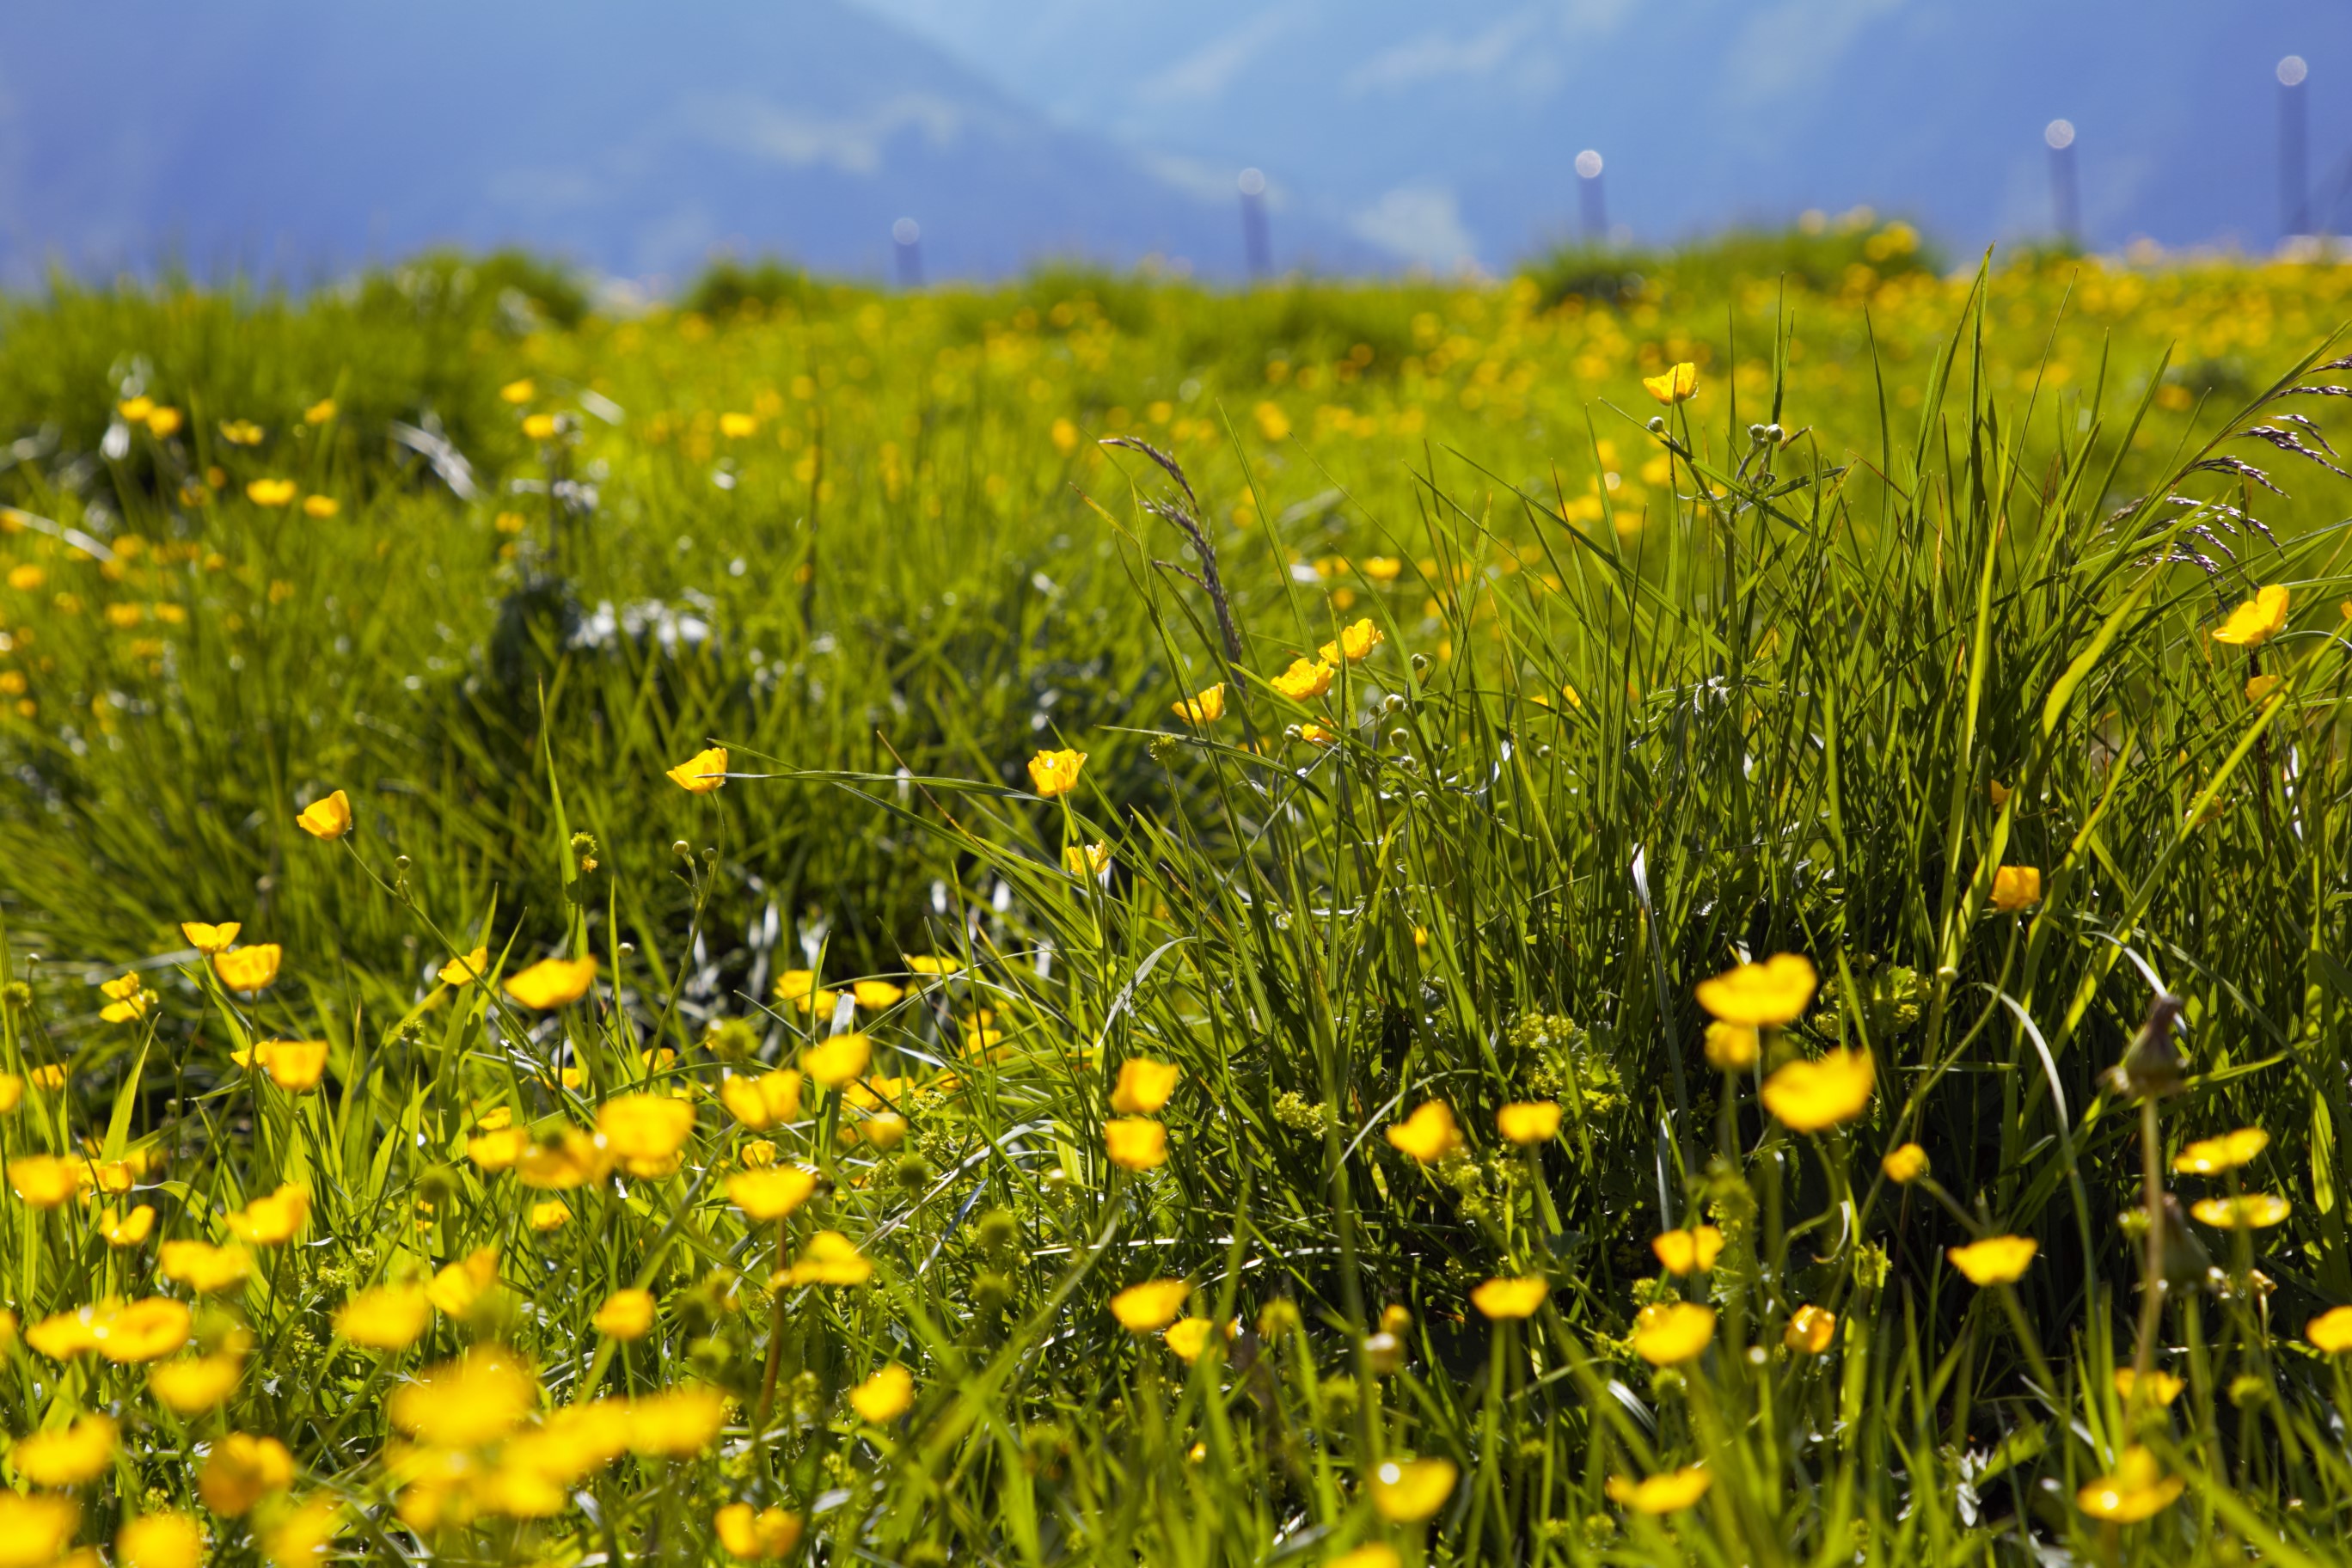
[1238,168,1271,281]
[1576,150,1606,242]
[2281,55,2310,240]
[2045,119,2079,242]
[892,218,922,288]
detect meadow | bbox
[0,217,2348,1565]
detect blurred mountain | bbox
[0,0,1380,289]
[854,0,2352,268]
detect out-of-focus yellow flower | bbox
[119,395,155,421]
[28,1063,64,1092]
[10,1154,77,1209]
[516,1130,613,1190]
[738,1140,777,1168]
[0,1493,78,1563]
[1882,1142,1929,1182]
[719,412,759,438]
[1370,1456,1457,1522]
[1105,1118,1167,1171]
[1110,1278,1190,1332]
[246,477,297,507]
[389,1347,536,1449]
[803,1032,872,1089]
[1651,1226,1724,1276]
[1761,1047,1875,1132]
[301,494,340,518]
[1362,556,1403,583]
[260,1496,341,1565]
[594,1289,656,1340]
[523,413,560,440]
[102,1203,156,1247]
[1163,1317,1226,1362]
[1320,617,1385,665]
[1496,1101,1561,1144]
[774,969,841,1015]
[2172,1127,2268,1174]
[146,406,185,438]
[440,946,489,985]
[715,1502,804,1559]
[150,1351,243,1414]
[779,1230,872,1287]
[529,1200,572,1233]
[2075,1446,2183,1522]
[181,921,240,953]
[1386,1100,1461,1163]
[628,1387,730,1458]
[467,1126,527,1171]
[426,1248,500,1317]
[93,1297,190,1363]
[2212,583,2289,647]
[199,1432,296,1516]
[1605,1465,1712,1514]
[1269,658,1334,701]
[505,956,597,1009]
[2306,1305,2352,1353]
[303,398,336,425]
[336,1283,432,1350]
[160,1240,251,1294]
[1111,1057,1180,1115]
[16,1412,118,1485]
[848,1363,915,1423]
[500,379,536,405]
[727,1167,817,1221]
[1172,683,1225,723]
[224,1185,309,1246]
[2190,1192,2290,1228]
[7,563,44,590]
[1299,723,1338,747]
[1253,401,1291,441]
[1631,1302,1717,1364]
[28,1308,99,1359]
[2246,672,2284,704]
[213,943,283,992]
[1642,363,1699,405]
[1063,842,1112,876]
[597,1094,695,1163]
[667,745,727,792]
[118,1510,207,1568]
[852,979,903,1009]
[720,1070,804,1129]
[1471,1277,1548,1320]
[1948,1235,2037,1285]
[254,1041,328,1092]
[2115,1367,2184,1405]
[1696,952,1816,1026]
[0,1075,21,1113]
[1027,747,1087,797]
[1784,1304,1836,1354]
[1704,1020,1759,1070]
[220,419,265,446]
[1989,866,2041,912]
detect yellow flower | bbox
[0,1075,21,1112]
[159,1239,251,1294]
[666,745,728,793]
[1641,362,1700,405]
[439,947,489,985]
[0,1494,78,1564]
[714,1503,804,1559]
[1695,952,1816,1026]
[1989,866,2041,913]
[94,1296,191,1363]
[1163,1315,1225,1362]
[17,1412,118,1485]
[848,1363,915,1423]
[2190,1192,2290,1228]
[2114,1368,2184,1405]
[2211,583,2289,647]
[1760,1047,1875,1132]
[1268,657,1334,701]
[246,477,297,507]
[727,1167,817,1221]
[1470,1277,1548,1320]
[254,1041,328,1092]
[149,1351,244,1414]
[146,406,185,437]
[10,1154,77,1209]
[1111,1057,1181,1115]
[119,395,155,421]
[27,1308,99,1360]
[628,1387,731,1458]
[2246,672,2283,704]
[739,1141,777,1168]
[388,1347,536,1449]
[853,979,904,1009]
[774,969,841,1015]
[1630,1302,1717,1364]
[118,1511,207,1568]
[28,1064,64,1092]
[1882,1142,1929,1183]
[1063,842,1112,876]
[803,1032,873,1089]
[1495,1101,1561,1144]
[2172,1127,2268,1174]
[1110,1278,1190,1332]
[303,398,336,424]
[198,1432,296,1515]
[102,1203,156,1246]
[212,943,283,992]
[594,1289,656,1340]
[181,921,240,953]
[597,1093,695,1162]
[1298,723,1338,747]
[2075,1446,2183,1523]
[260,1496,341,1565]
[719,412,759,438]
[1361,556,1403,583]
[1172,683,1226,723]
[1105,1118,1168,1171]
[1784,1304,1836,1354]
[1604,1465,1711,1514]
[529,1200,573,1233]
[780,1230,872,1287]
[720,1070,804,1130]
[2306,1305,2352,1353]
[523,413,560,440]
[467,1126,527,1171]
[335,1283,432,1350]
[903,953,963,977]
[1697,1019,1755,1069]
[1651,1226,1724,1276]
[516,1129,614,1189]
[1385,1100,1461,1163]
[1369,1456,1457,1522]
[225,1184,310,1246]
[1027,747,1087,798]
[1947,1235,2037,1285]
[1989,779,2012,807]
[301,494,340,519]
[500,378,536,404]
[220,420,265,446]
[426,1248,501,1316]
[1319,617,1385,665]
[505,956,597,1008]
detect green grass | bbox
[0,234,2347,1564]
